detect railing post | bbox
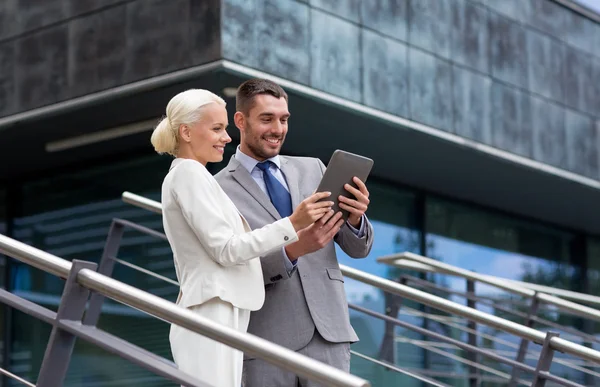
[466,279,480,387]
[37,260,97,387]
[83,220,124,326]
[530,332,559,387]
[378,276,407,364]
[508,292,540,387]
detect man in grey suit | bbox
[215,78,374,386]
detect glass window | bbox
[425,196,580,384]
[336,181,423,386]
[586,238,600,337]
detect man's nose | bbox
[271,121,284,135]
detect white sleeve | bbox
[172,161,298,266]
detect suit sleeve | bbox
[317,158,374,259]
[258,249,298,285]
[172,161,299,267]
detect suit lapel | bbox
[280,157,302,209]
[228,157,281,221]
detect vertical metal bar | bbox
[36,260,98,387]
[508,293,540,387]
[531,332,559,387]
[2,185,17,386]
[83,221,124,326]
[416,193,428,387]
[466,279,479,387]
[378,277,407,364]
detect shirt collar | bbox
[235,145,281,174]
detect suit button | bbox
[284,236,289,241]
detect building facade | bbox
[0,0,599,385]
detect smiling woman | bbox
[150,89,231,165]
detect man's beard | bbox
[245,122,285,160]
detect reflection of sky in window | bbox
[427,234,569,297]
[574,0,600,13]
[336,220,420,303]
[335,219,571,304]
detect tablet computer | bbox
[316,150,374,220]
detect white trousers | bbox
[170,298,251,387]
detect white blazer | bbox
[161,158,299,311]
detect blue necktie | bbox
[256,161,292,218]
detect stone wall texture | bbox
[0,0,221,116]
[222,0,600,179]
[0,0,598,179]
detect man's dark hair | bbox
[236,78,288,115]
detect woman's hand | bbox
[288,192,334,231]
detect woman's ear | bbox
[179,124,191,143]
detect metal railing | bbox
[120,191,600,386]
[0,234,370,387]
[379,252,600,318]
[378,252,600,385]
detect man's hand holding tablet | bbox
[315,150,374,226]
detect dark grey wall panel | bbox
[362,30,408,117]
[125,0,192,82]
[67,0,124,16]
[565,109,597,178]
[0,41,15,117]
[526,29,564,102]
[361,0,408,42]
[489,11,528,89]
[452,65,491,143]
[16,25,69,111]
[68,6,127,98]
[310,0,361,23]
[531,96,566,169]
[564,10,599,56]
[527,0,566,39]
[0,0,222,115]
[409,0,452,61]
[563,46,595,116]
[486,0,529,23]
[0,0,18,41]
[189,0,222,67]
[310,9,361,102]
[222,0,257,68]
[491,83,532,158]
[16,0,67,36]
[408,48,452,132]
[257,0,310,84]
[451,0,489,73]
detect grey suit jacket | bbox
[215,155,374,357]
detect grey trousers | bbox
[243,330,351,387]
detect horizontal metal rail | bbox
[0,234,369,387]
[380,254,600,312]
[0,367,35,387]
[402,275,599,344]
